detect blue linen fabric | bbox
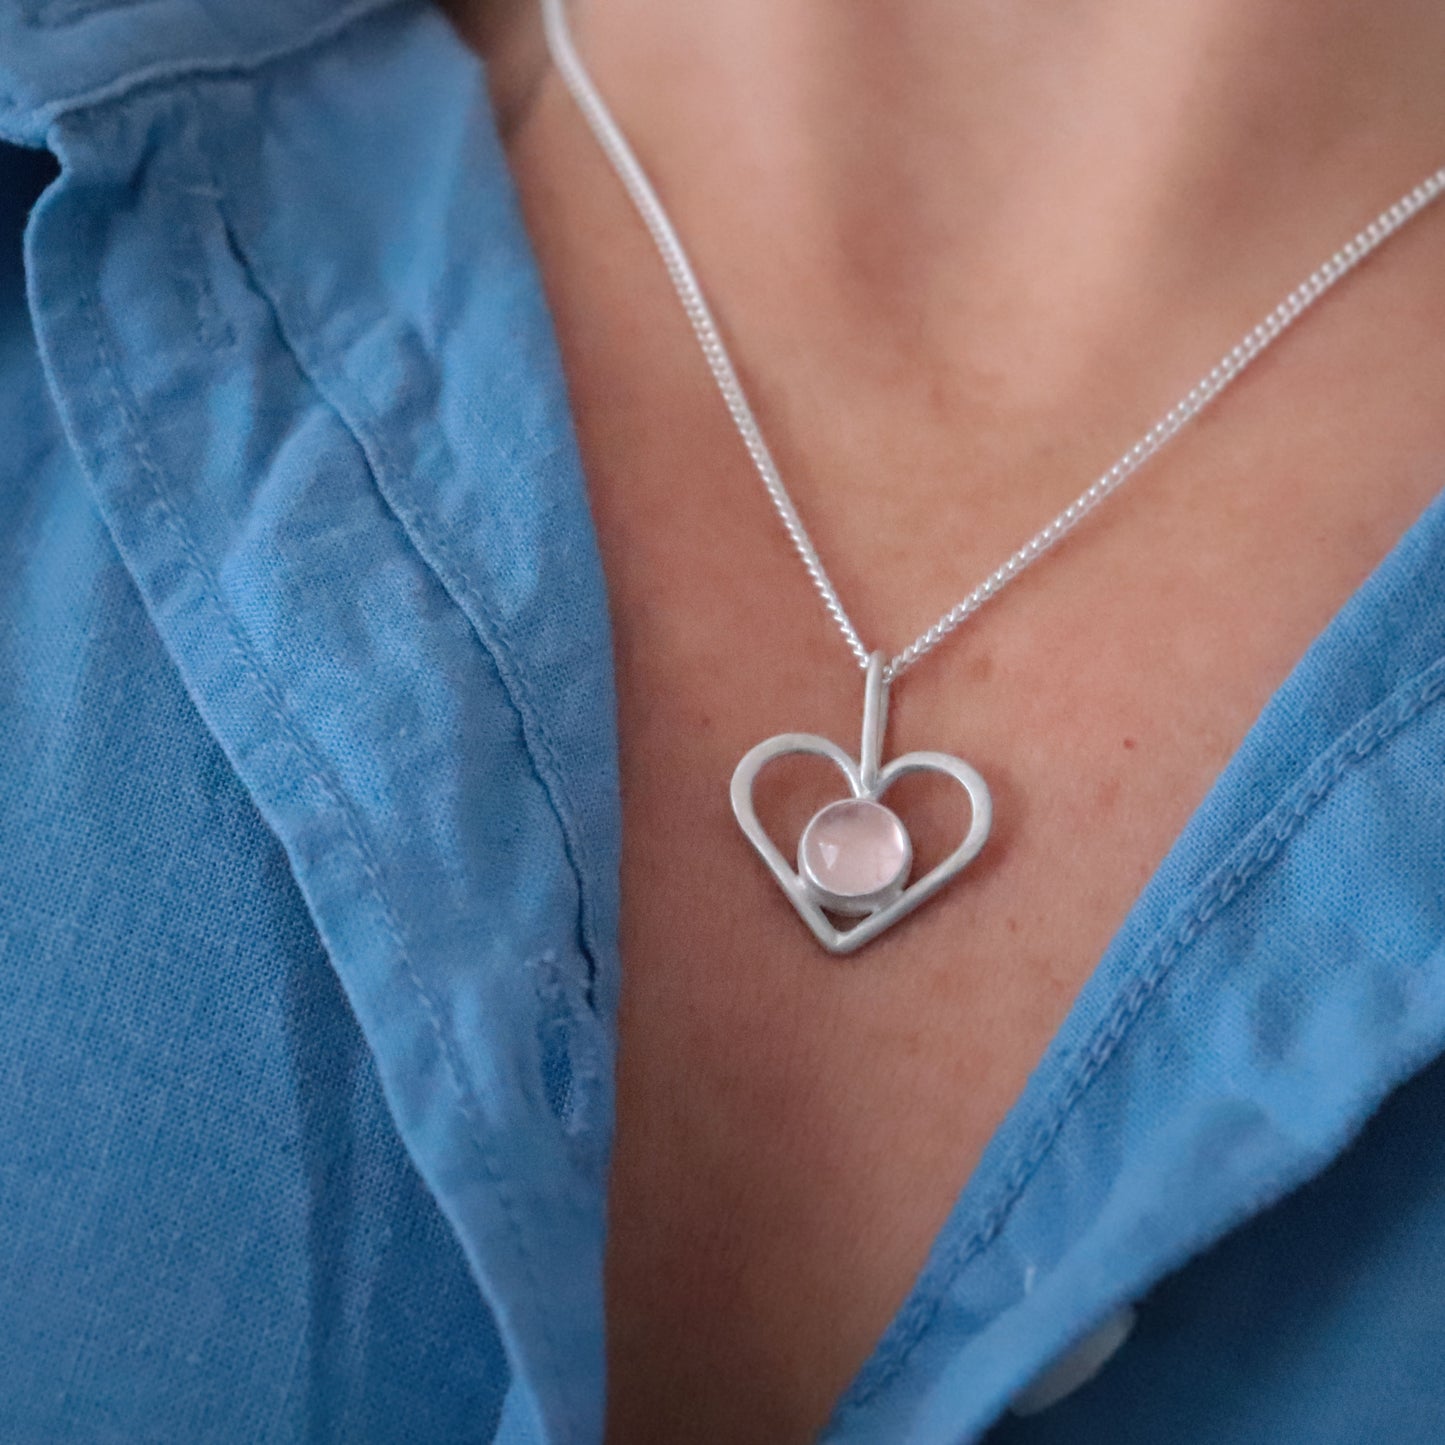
[2,2,1445,1441]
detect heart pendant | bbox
[730,652,992,954]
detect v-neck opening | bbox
[449,10,1445,1433]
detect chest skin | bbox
[494,86,1445,1445]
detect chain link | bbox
[540,0,1445,682]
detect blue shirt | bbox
[3,3,1445,1441]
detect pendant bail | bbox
[859,651,890,794]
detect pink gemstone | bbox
[798,798,911,910]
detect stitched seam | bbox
[849,657,1445,1406]
[353,422,607,1000]
[185,94,608,1008]
[75,268,573,1437]
[0,0,413,133]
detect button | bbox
[1008,1303,1137,1416]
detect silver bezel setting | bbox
[796,798,912,916]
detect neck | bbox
[464,0,1445,411]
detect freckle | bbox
[1122,737,1137,750]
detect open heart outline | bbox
[730,731,993,955]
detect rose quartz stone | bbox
[798,798,911,904]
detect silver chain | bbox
[539,0,1445,683]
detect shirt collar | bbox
[0,0,411,146]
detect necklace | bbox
[539,0,1445,954]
